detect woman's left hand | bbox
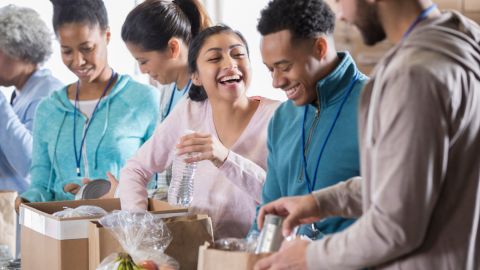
[176,132,229,168]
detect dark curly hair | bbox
[188,25,249,102]
[50,0,109,34]
[257,0,335,39]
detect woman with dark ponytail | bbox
[16,0,159,206]
[122,0,212,122]
[121,0,212,192]
[119,25,280,239]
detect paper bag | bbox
[197,242,271,270]
[0,190,17,258]
[164,215,214,270]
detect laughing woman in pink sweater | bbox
[118,25,279,238]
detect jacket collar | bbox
[312,52,359,111]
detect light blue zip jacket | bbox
[0,69,62,193]
[258,52,368,237]
[21,74,159,202]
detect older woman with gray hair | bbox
[0,4,62,193]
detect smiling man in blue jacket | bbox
[254,0,368,238]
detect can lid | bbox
[78,179,111,200]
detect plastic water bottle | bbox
[167,130,197,207]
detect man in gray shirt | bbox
[255,0,480,269]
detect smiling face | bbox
[260,29,325,106]
[191,32,251,102]
[57,23,110,83]
[126,42,178,85]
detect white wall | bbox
[0,0,144,99]
[0,0,286,101]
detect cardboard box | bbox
[465,0,480,12]
[0,190,17,258]
[89,214,214,270]
[197,242,271,270]
[435,0,462,10]
[20,198,187,270]
[465,12,480,23]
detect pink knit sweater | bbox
[119,97,279,238]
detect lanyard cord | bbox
[73,70,117,176]
[301,74,359,193]
[163,79,192,119]
[402,4,438,40]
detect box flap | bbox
[19,199,187,240]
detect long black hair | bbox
[121,0,212,51]
[50,0,109,34]
[188,25,250,102]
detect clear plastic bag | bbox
[97,211,179,270]
[52,205,108,218]
[212,233,260,253]
[214,238,247,251]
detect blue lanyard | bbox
[402,4,437,40]
[163,79,192,119]
[301,74,359,193]
[73,70,117,176]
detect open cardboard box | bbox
[20,198,187,270]
[197,242,271,270]
[0,190,17,258]
[89,214,214,270]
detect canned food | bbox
[255,214,285,253]
[75,179,111,200]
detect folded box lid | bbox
[19,198,187,240]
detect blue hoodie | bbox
[21,74,159,202]
[258,52,368,237]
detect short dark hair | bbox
[188,25,249,102]
[50,0,109,34]
[257,0,335,39]
[121,0,212,52]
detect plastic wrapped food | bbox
[214,238,247,251]
[52,205,108,218]
[96,211,179,270]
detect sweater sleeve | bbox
[217,150,266,203]
[119,99,185,211]
[21,100,54,202]
[312,176,363,219]
[0,93,32,179]
[306,68,450,269]
[250,116,282,232]
[261,121,282,206]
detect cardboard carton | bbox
[0,190,17,258]
[20,198,186,270]
[197,242,271,270]
[89,214,213,270]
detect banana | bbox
[117,261,125,270]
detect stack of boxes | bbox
[326,0,480,74]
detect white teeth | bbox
[285,85,300,98]
[220,75,241,83]
[77,69,89,74]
